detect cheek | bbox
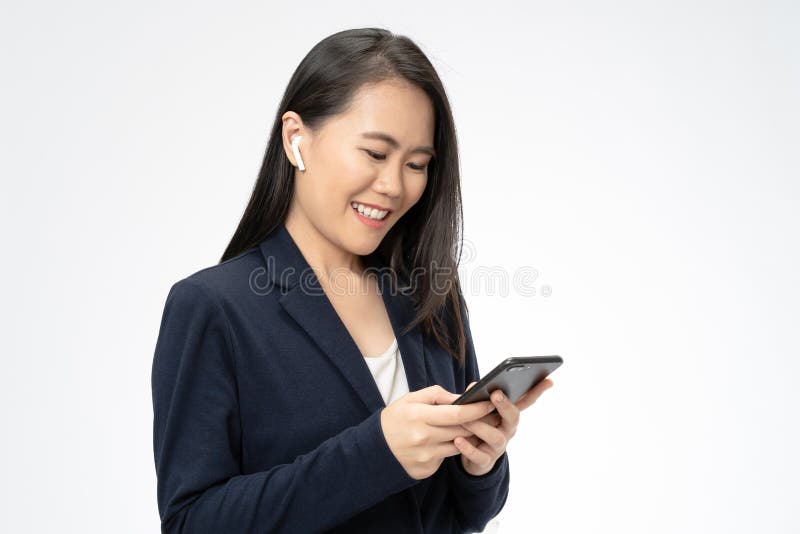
[337,152,377,193]
[312,152,364,200]
[407,176,429,204]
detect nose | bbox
[373,165,404,199]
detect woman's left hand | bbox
[454,378,554,476]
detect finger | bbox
[478,412,503,428]
[462,434,481,448]
[453,436,495,469]
[469,412,503,428]
[408,384,461,406]
[434,441,462,458]
[424,424,480,444]
[460,418,507,452]
[516,378,554,412]
[488,388,520,429]
[516,385,549,413]
[419,399,496,426]
[466,381,478,391]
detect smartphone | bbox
[452,356,563,411]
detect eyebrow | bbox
[361,131,436,158]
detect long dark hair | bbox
[220,27,470,368]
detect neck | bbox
[283,211,366,287]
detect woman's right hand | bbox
[380,385,496,480]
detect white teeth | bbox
[351,202,388,220]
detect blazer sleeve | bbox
[151,278,418,533]
[445,288,511,534]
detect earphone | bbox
[291,135,306,171]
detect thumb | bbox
[410,384,461,405]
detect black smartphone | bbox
[452,356,563,411]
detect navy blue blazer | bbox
[151,222,510,533]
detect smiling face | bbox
[282,78,435,264]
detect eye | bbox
[363,149,428,172]
[364,149,386,161]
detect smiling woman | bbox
[279,78,435,254]
[151,27,518,534]
[221,31,469,348]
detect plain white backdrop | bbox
[2,1,798,532]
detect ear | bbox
[281,111,307,169]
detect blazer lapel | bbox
[257,222,428,414]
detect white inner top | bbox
[362,337,410,405]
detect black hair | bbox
[221,28,470,367]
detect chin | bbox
[348,239,381,257]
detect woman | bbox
[151,27,554,533]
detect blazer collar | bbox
[258,222,428,414]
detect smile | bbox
[350,201,390,221]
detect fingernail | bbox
[495,392,504,402]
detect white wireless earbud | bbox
[291,135,306,171]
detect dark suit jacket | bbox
[151,222,510,533]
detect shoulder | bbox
[167,245,265,309]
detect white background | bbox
[2,1,798,532]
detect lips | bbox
[351,204,389,228]
[352,201,393,213]
[351,205,387,221]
